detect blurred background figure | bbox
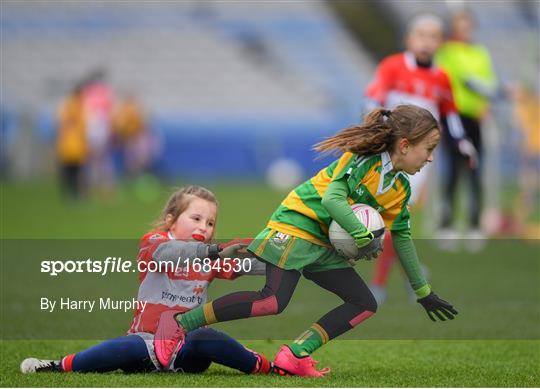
[82,68,116,200]
[112,92,152,179]
[0,103,18,179]
[508,83,540,239]
[56,82,88,201]
[436,9,498,251]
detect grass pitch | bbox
[1,180,539,387]
[2,340,538,387]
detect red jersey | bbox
[128,231,238,334]
[366,51,457,121]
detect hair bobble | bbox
[381,109,391,122]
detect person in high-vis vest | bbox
[436,9,497,249]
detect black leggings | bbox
[59,163,85,200]
[211,262,377,341]
[441,114,483,229]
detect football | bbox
[329,203,385,259]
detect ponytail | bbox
[314,105,439,156]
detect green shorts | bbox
[247,227,351,272]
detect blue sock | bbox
[72,335,154,373]
[174,328,258,374]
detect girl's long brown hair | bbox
[154,185,218,232]
[314,105,439,156]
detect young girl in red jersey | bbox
[21,185,271,375]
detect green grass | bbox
[1,180,539,387]
[0,179,285,239]
[2,340,538,387]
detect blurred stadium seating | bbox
[1,1,538,181]
[1,1,375,179]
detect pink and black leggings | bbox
[211,262,377,341]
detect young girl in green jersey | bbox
[155,104,458,377]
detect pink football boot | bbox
[154,310,186,370]
[273,345,330,377]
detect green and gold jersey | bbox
[267,151,411,246]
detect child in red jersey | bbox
[21,186,271,375]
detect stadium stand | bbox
[2,1,536,179]
[2,1,374,179]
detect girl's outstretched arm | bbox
[153,241,220,265]
[391,229,430,298]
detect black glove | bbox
[357,228,385,261]
[417,292,458,322]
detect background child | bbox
[155,106,458,377]
[21,185,270,375]
[508,83,540,238]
